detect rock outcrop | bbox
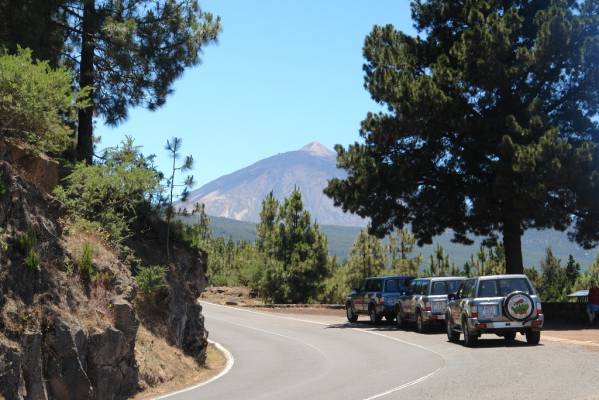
[0,144,210,399]
[0,138,59,193]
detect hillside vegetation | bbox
[0,50,214,399]
[179,214,597,268]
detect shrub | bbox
[0,47,89,154]
[54,137,162,243]
[16,230,40,269]
[78,242,94,281]
[136,265,167,296]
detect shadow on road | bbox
[324,320,544,348]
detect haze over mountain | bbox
[180,142,366,226]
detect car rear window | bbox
[477,278,533,297]
[385,279,399,292]
[430,280,463,295]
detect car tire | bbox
[503,331,516,342]
[416,311,427,333]
[396,306,405,329]
[369,305,381,325]
[346,303,358,323]
[446,315,460,343]
[385,314,395,322]
[526,330,541,345]
[462,317,478,347]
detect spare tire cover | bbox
[503,291,535,321]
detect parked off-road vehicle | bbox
[396,276,465,332]
[345,276,414,324]
[445,275,544,346]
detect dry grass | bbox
[133,325,227,399]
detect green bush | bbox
[16,230,40,269]
[0,47,89,154]
[54,137,162,243]
[78,242,94,281]
[136,265,167,296]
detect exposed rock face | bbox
[0,161,139,399]
[166,249,208,362]
[0,154,210,399]
[0,138,59,193]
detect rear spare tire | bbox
[503,291,535,322]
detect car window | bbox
[364,280,372,291]
[374,279,383,292]
[477,278,533,297]
[462,279,476,298]
[385,279,399,293]
[408,279,417,293]
[431,280,463,295]
[422,280,431,295]
[413,280,422,295]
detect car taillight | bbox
[536,302,542,316]
[380,297,385,304]
[424,301,431,311]
[470,304,478,318]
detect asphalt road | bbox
[164,302,599,400]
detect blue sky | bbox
[97,0,414,188]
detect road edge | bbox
[153,339,235,399]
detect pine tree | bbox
[164,137,194,262]
[255,188,329,303]
[325,1,599,274]
[55,0,221,163]
[387,228,421,276]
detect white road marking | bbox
[154,339,234,400]
[201,301,447,400]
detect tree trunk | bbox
[503,218,524,274]
[76,0,95,164]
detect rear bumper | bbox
[422,310,445,322]
[467,314,544,333]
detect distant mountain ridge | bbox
[180,141,366,226]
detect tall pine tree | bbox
[57,0,221,162]
[326,0,599,274]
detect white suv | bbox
[445,275,544,346]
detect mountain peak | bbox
[300,141,335,158]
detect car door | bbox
[400,279,416,317]
[455,279,476,324]
[409,280,422,317]
[366,279,382,310]
[451,281,466,323]
[354,279,368,312]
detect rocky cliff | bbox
[0,152,209,399]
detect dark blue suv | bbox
[345,276,415,324]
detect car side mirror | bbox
[448,293,456,301]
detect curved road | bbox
[164,302,599,400]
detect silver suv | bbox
[396,277,465,332]
[445,275,544,346]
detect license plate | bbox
[432,302,445,313]
[480,305,497,318]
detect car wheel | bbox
[462,317,478,347]
[446,315,460,343]
[369,305,381,325]
[526,330,541,345]
[346,303,358,323]
[416,311,427,333]
[396,306,405,329]
[503,331,516,342]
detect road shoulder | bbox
[133,332,230,399]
